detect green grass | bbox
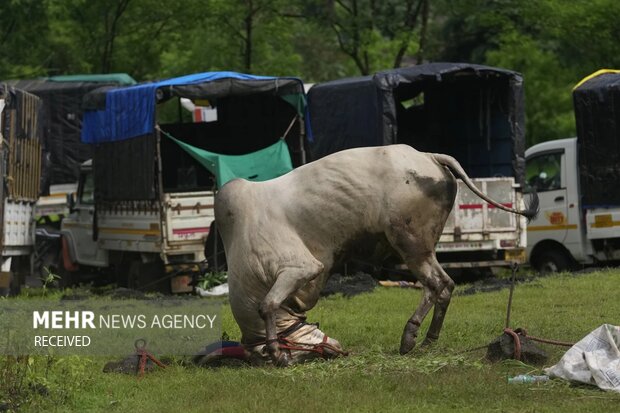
[5,269,620,412]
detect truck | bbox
[6,75,138,280]
[526,70,620,271]
[0,85,43,295]
[7,74,137,225]
[307,63,530,272]
[57,71,309,293]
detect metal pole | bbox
[505,263,518,329]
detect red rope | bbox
[503,327,576,361]
[514,328,574,347]
[503,328,522,360]
[277,335,349,358]
[136,348,166,379]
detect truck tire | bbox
[8,270,21,296]
[127,260,170,293]
[55,266,76,288]
[533,249,573,273]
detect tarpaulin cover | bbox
[5,75,136,193]
[164,132,292,188]
[81,72,306,143]
[573,72,620,207]
[308,62,526,186]
[93,135,156,201]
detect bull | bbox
[215,145,538,366]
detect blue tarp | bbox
[81,71,304,144]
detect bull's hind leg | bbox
[398,256,453,354]
[386,226,453,355]
[259,257,324,366]
[421,259,454,346]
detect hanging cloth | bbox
[160,129,293,188]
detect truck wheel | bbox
[9,270,21,296]
[128,260,170,293]
[533,249,572,273]
[55,266,76,289]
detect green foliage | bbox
[39,267,60,296]
[3,0,620,144]
[196,271,227,291]
[485,31,576,146]
[0,355,94,411]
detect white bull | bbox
[215,145,537,366]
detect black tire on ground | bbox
[127,260,170,293]
[533,249,573,273]
[9,270,21,296]
[55,266,76,289]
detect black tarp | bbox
[85,74,306,202]
[6,78,134,194]
[93,135,157,201]
[308,62,526,186]
[573,72,620,207]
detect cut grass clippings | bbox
[3,268,620,412]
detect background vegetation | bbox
[2,0,620,144]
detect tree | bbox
[0,0,51,79]
[302,0,430,75]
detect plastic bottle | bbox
[508,374,549,384]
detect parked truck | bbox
[57,72,309,292]
[7,74,137,226]
[308,63,529,272]
[526,70,620,271]
[0,85,43,295]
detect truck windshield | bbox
[525,152,562,192]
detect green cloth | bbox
[47,73,137,85]
[165,133,293,188]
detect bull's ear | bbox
[523,190,540,222]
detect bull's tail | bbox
[432,153,539,221]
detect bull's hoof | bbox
[421,335,438,347]
[400,321,419,355]
[273,351,291,367]
[399,335,417,355]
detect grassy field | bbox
[3,269,620,412]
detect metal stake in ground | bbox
[135,339,166,379]
[505,263,518,329]
[486,263,549,364]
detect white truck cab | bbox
[525,137,620,270]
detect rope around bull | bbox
[248,321,349,359]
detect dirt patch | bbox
[321,272,378,298]
[457,274,538,296]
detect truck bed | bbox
[96,191,215,260]
[436,177,526,267]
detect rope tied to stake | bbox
[134,339,166,378]
[501,264,575,361]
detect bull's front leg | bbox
[259,259,324,366]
